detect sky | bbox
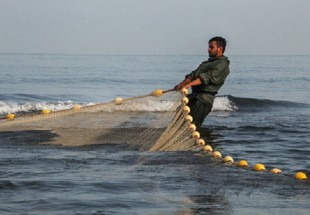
[1,0,310,55]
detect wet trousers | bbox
[187,98,212,127]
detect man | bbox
[174,36,230,127]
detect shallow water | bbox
[0,54,310,214]
[1,143,309,214]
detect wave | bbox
[212,96,238,112]
[0,96,237,115]
[225,95,310,112]
[1,95,308,115]
[0,100,88,115]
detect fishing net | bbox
[0,89,204,151]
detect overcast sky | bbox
[1,0,309,55]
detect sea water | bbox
[0,54,309,214]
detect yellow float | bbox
[294,172,307,180]
[203,145,213,152]
[113,97,123,105]
[180,88,188,95]
[270,168,282,174]
[5,113,15,120]
[212,151,222,158]
[196,139,205,146]
[41,109,50,115]
[72,105,81,110]
[184,115,193,123]
[223,156,234,163]
[182,106,190,114]
[236,160,248,167]
[253,163,266,171]
[151,89,163,97]
[188,123,196,132]
[191,131,200,139]
[181,97,189,104]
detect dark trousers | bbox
[187,98,212,127]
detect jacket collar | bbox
[208,55,227,61]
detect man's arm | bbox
[183,78,202,89]
[174,65,201,91]
[198,60,229,85]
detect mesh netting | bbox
[0,90,202,151]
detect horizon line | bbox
[0,52,310,57]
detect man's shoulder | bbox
[216,55,229,61]
[214,56,230,66]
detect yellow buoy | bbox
[72,105,81,110]
[203,145,213,152]
[223,156,234,163]
[180,88,189,95]
[181,97,189,104]
[188,123,196,132]
[182,106,190,114]
[151,89,163,97]
[212,151,222,158]
[236,160,248,167]
[270,168,282,174]
[294,172,307,180]
[113,97,123,105]
[253,163,266,171]
[184,115,193,123]
[5,113,15,120]
[41,109,50,115]
[191,131,200,139]
[196,139,205,146]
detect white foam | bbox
[104,98,176,112]
[0,98,174,115]
[0,100,86,115]
[212,96,238,112]
[0,96,237,115]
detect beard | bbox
[209,50,219,58]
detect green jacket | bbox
[186,55,230,107]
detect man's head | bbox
[208,36,227,58]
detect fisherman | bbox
[174,36,230,127]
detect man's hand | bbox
[173,84,183,91]
[174,78,191,91]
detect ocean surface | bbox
[0,54,310,214]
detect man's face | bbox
[208,41,222,57]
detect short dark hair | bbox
[209,36,227,53]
